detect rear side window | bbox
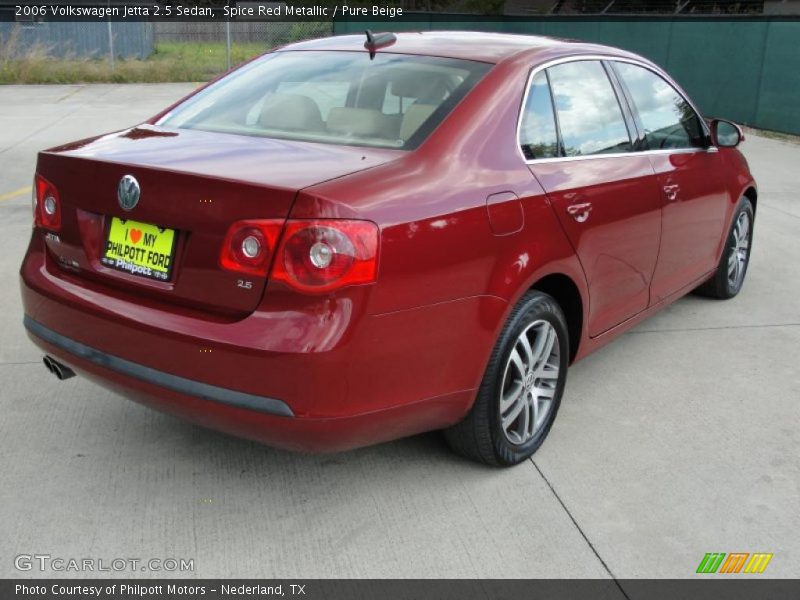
[613,61,705,150]
[547,61,633,157]
[158,51,490,151]
[519,72,560,160]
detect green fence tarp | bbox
[334,16,800,135]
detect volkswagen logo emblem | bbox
[524,372,535,392]
[117,175,140,211]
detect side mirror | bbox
[711,119,744,148]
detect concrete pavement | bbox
[0,84,797,580]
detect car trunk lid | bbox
[36,125,402,317]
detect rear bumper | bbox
[24,316,293,418]
[25,316,472,452]
[20,234,505,451]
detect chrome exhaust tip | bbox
[43,355,76,381]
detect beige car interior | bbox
[256,67,453,143]
[258,93,325,132]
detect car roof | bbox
[280,30,630,64]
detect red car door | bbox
[520,60,663,337]
[611,61,729,303]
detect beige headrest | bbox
[259,93,324,132]
[390,69,446,101]
[400,104,437,140]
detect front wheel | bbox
[444,291,569,466]
[695,197,754,299]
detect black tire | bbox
[444,290,569,466]
[695,197,754,299]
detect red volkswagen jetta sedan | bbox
[21,32,756,465]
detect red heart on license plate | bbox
[129,228,143,244]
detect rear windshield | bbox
[158,51,491,150]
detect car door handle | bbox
[663,184,680,202]
[566,202,593,223]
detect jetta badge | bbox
[117,175,140,211]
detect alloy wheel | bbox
[499,320,560,445]
[727,211,750,291]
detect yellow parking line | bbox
[0,186,32,202]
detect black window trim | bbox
[519,70,562,160]
[545,69,564,158]
[601,60,637,155]
[516,54,717,165]
[603,60,648,152]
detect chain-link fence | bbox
[152,21,332,73]
[0,21,153,60]
[0,20,332,83]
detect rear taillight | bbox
[272,220,379,293]
[220,218,379,293]
[219,219,283,276]
[33,174,61,231]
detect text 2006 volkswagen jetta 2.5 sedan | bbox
[21,32,756,465]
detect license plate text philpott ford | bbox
[102,217,176,281]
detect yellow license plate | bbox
[101,217,177,281]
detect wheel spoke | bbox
[519,395,531,438]
[535,385,556,400]
[509,348,526,378]
[738,215,749,242]
[517,333,535,373]
[540,327,556,365]
[535,366,559,381]
[502,394,525,430]
[528,325,547,366]
[500,380,523,412]
[531,325,556,372]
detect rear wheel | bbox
[695,197,754,299]
[444,291,569,466]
